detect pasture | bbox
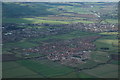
[94,34,118,52]
[3,41,39,49]
[91,51,111,63]
[2,61,39,78]
[3,18,70,24]
[3,60,98,78]
[83,64,118,78]
[3,17,95,24]
[17,60,74,77]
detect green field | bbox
[83,64,118,78]
[3,18,70,24]
[30,30,97,42]
[106,19,118,24]
[76,60,99,69]
[3,17,95,24]
[94,33,118,52]
[17,60,74,77]
[2,60,98,78]
[2,61,39,78]
[2,2,118,78]
[3,41,39,50]
[2,29,118,78]
[99,32,118,35]
[54,72,96,78]
[91,51,111,63]
[4,60,116,78]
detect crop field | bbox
[99,32,118,35]
[94,33,118,52]
[3,18,70,24]
[54,72,95,78]
[106,19,118,24]
[3,41,39,51]
[4,59,117,78]
[3,17,95,24]
[17,60,74,77]
[2,61,39,78]
[2,2,118,78]
[91,51,111,63]
[83,64,118,78]
[2,59,98,78]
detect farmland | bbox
[83,64,118,78]
[3,18,70,24]
[2,2,118,78]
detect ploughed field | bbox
[2,2,118,78]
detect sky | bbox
[2,0,119,2]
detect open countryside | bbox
[2,2,119,78]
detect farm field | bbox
[2,61,39,78]
[2,2,118,78]
[83,64,118,78]
[2,59,98,78]
[3,18,70,24]
[17,60,74,77]
[3,17,95,24]
[91,51,111,63]
[94,33,118,52]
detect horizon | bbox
[2,0,119,2]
